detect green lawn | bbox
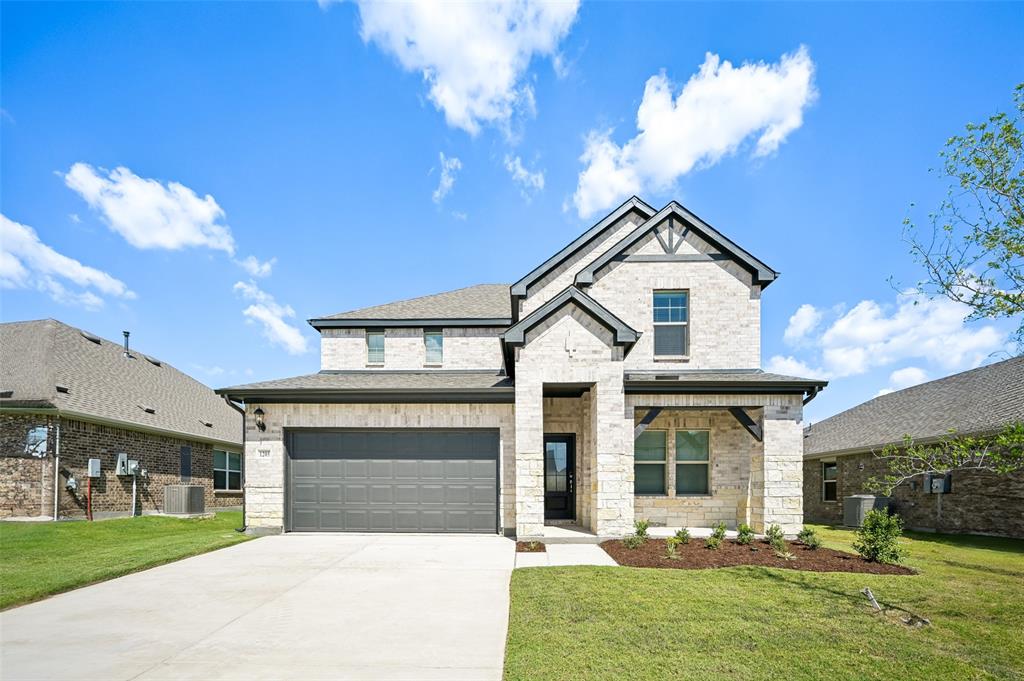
[0,512,252,609]
[505,526,1024,680]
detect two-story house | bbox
[219,197,826,538]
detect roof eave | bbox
[309,317,512,330]
[214,387,516,404]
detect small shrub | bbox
[769,534,786,553]
[853,509,906,564]
[623,533,646,550]
[765,523,785,544]
[798,529,822,550]
[711,521,727,540]
[665,536,681,559]
[528,541,541,551]
[634,518,650,539]
[736,523,755,545]
[704,535,722,550]
[774,549,796,561]
[674,528,691,544]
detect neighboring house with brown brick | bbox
[804,356,1024,538]
[218,197,826,538]
[0,319,243,519]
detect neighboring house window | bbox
[366,331,385,364]
[180,446,192,483]
[214,450,242,491]
[675,430,710,495]
[24,426,48,458]
[653,290,688,357]
[424,329,443,364]
[823,462,838,501]
[634,430,666,495]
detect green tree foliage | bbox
[853,509,906,564]
[902,83,1024,349]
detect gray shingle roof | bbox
[1,319,242,447]
[804,356,1024,458]
[217,370,513,401]
[315,284,511,322]
[625,369,827,385]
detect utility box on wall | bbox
[87,458,101,477]
[926,473,952,494]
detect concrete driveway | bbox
[1,534,515,681]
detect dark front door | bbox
[544,435,575,520]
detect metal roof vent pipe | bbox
[123,330,132,359]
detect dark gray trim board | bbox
[309,317,511,330]
[217,389,515,404]
[575,202,779,289]
[625,381,826,402]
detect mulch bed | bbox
[600,538,915,575]
[516,541,547,553]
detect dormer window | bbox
[653,290,688,358]
[366,331,385,365]
[424,329,443,365]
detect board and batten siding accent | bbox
[243,402,516,532]
[320,327,505,370]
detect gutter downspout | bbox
[52,415,61,521]
[223,396,246,532]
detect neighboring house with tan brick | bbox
[0,319,243,519]
[219,197,826,538]
[804,357,1024,538]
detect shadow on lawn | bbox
[902,531,1024,555]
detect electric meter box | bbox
[87,458,101,477]
[115,453,129,476]
[127,459,140,475]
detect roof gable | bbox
[503,286,640,348]
[510,196,656,297]
[574,202,778,289]
[310,283,512,329]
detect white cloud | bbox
[432,153,462,204]
[764,354,823,379]
[64,163,236,254]
[233,280,308,355]
[504,155,545,199]
[783,303,822,344]
[452,211,468,221]
[1,214,134,310]
[573,46,817,218]
[353,0,579,135]
[235,255,275,278]
[768,293,1006,385]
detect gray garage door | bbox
[286,429,499,533]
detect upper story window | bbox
[366,331,385,364]
[653,290,688,357]
[424,329,443,365]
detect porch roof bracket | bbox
[634,407,664,439]
[728,407,763,442]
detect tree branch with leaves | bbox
[868,422,1024,495]
[901,82,1024,350]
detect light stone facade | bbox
[321,327,504,370]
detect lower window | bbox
[822,462,838,501]
[214,450,242,491]
[675,430,709,494]
[634,430,666,495]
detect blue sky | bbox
[2,1,1021,422]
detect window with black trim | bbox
[653,290,688,357]
[366,331,385,364]
[424,329,443,364]
[675,430,710,494]
[634,430,666,495]
[822,462,838,501]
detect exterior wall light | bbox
[254,407,266,432]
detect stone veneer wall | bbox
[0,411,241,518]
[515,310,632,537]
[632,409,756,529]
[804,451,1024,538]
[320,327,504,370]
[242,402,516,532]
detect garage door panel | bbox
[288,429,498,533]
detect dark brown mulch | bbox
[600,538,915,575]
[516,540,547,553]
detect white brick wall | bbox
[321,327,504,370]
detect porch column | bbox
[514,375,544,537]
[751,400,804,535]
[593,369,632,537]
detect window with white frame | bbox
[24,426,48,458]
[214,450,242,491]
[675,430,710,495]
[424,329,443,364]
[634,430,666,495]
[822,462,838,501]
[653,290,688,357]
[366,331,385,364]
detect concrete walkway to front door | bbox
[0,534,515,681]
